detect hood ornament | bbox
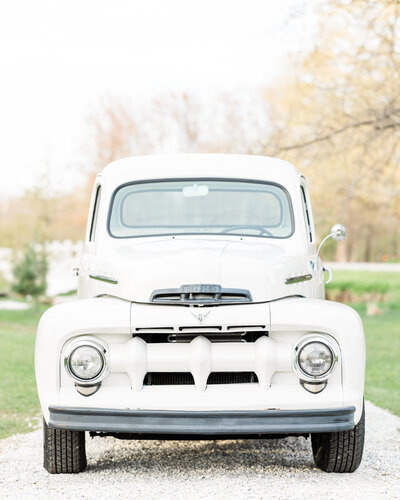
[190,310,211,324]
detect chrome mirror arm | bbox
[312,224,347,270]
[314,233,334,267]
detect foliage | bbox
[266,0,400,261]
[0,185,89,248]
[87,92,270,168]
[12,245,48,299]
[0,272,10,296]
[57,289,77,297]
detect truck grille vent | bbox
[150,285,252,305]
[143,372,258,386]
[208,372,259,384]
[144,372,194,385]
[135,332,267,343]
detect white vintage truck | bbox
[35,154,365,474]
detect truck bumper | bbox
[48,405,355,435]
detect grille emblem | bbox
[190,310,211,324]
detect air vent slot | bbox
[227,325,267,331]
[178,326,222,332]
[207,372,258,384]
[144,372,194,385]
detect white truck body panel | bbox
[35,154,365,438]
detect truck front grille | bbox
[150,284,252,305]
[143,372,259,386]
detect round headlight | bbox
[298,341,334,378]
[69,345,104,381]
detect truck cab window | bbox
[89,185,101,242]
[300,185,313,243]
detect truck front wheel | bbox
[43,418,87,474]
[311,403,365,473]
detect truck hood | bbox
[88,238,314,303]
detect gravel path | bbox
[0,401,399,499]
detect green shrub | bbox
[326,270,400,306]
[0,271,10,296]
[12,244,48,299]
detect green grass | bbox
[354,304,400,416]
[0,271,399,439]
[0,305,48,439]
[328,270,400,416]
[57,289,77,297]
[327,270,400,305]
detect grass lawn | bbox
[327,270,400,304]
[0,271,399,439]
[327,271,400,416]
[0,305,48,439]
[359,307,400,416]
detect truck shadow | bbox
[88,436,315,474]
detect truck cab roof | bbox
[97,154,302,192]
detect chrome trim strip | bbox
[89,274,118,285]
[75,383,102,397]
[300,380,327,394]
[285,273,312,285]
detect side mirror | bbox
[314,223,347,268]
[330,223,347,241]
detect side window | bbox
[89,186,101,242]
[300,185,313,243]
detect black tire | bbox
[311,403,365,473]
[43,418,87,474]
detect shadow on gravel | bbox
[88,436,315,474]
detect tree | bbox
[12,244,48,300]
[266,0,400,261]
[0,184,89,248]
[86,91,270,168]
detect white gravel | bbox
[0,401,399,500]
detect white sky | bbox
[0,0,316,197]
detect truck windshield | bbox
[109,179,293,239]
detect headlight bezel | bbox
[64,338,108,385]
[293,335,338,381]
